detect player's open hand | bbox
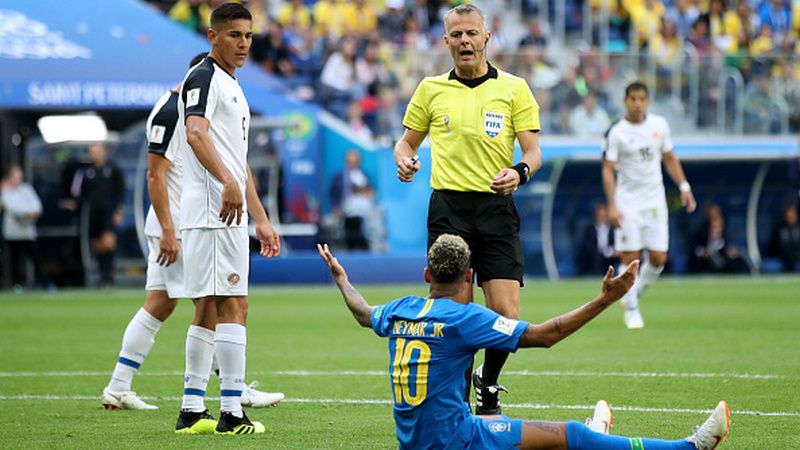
[157,231,179,266]
[220,181,244,226]
[317,243,348,283]
[600,260,639,304]
[256,221,281,258]
[681,191,697,214]
[396,155,420,182]
[490,168,519,196]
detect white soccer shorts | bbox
[182,227,249,298]
[614,204,669,253]
[145,236,187,299]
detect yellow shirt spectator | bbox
[169,0,212,32]
[277,1,311,30]
[343,0,378,36]
[314,0,348,38]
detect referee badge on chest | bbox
[483,111,504,138]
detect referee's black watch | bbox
[513,162,530,185]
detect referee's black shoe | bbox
[214,411,265,435]
[473,364,508,415]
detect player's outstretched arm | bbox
[518,261,639,348]
[317,243,374,328]
[394,128,426,182]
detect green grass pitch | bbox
[1,276,798,449]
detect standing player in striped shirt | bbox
[178,3,280,435]
[602,82,696,329]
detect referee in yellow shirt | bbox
[394,4,542,416]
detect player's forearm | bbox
[601,164,616,207]
[336,279,374,328]
[147,172,175,235]
[664,155,689,187]
[519,294,612,348]
[186,127,236,186]
[245,165,269,224]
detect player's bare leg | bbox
[474,279,520,414]
[618,251,644,329]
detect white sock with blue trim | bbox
[181,325,215,412]
[216,323,247,418]
[108,308,162,392]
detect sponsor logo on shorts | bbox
[488,421,508,433]
[227,272,240,287]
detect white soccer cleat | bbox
[623,308,644,329]
[686,401,731,450]
[101,387,158,410]
[586,400,613,434]
[240,381,284,408]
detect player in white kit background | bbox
[101,52,283,422]
[602,81,696,329]
[178,3,280,435]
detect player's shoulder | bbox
[184,57,216,87]
[604,118,625,138]
[646,113,670,127]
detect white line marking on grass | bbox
[0,370,787,380]
[1,395,798,417]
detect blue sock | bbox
[566,421,695,450]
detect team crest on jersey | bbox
[488,422,509,433]
[227,272,241,287]
[149,125,166,144]
[483,111,504,138]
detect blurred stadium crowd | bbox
[140,0,800,139]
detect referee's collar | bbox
[449,64,498,88]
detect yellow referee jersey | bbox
[403,64,540,193]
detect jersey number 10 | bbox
[391,338,431,406]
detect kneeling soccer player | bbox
[317,235,730,450]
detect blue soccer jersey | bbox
[371,296,529,449]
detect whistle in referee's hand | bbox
[410,155,420,172]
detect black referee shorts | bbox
[427,190,524,286]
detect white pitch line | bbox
[0,395,797,417]
[0,369,788,380]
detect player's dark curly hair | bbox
[211,3,252,29]
[427,234,470,284]
[625,81,649,98]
